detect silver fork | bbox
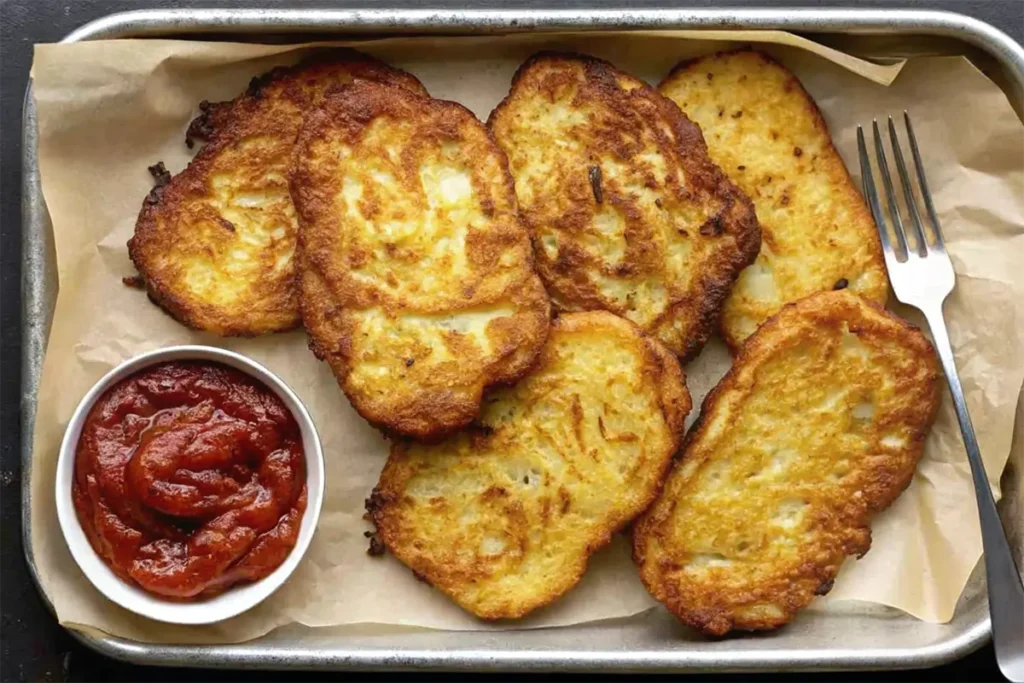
[858,113,1024,682]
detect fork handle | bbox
[923,303,1024,682]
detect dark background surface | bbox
[2,1,1021,680]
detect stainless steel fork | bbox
[858,113,1024,682]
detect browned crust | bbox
[488,51,761,361]
[632,291,941,636]
[128,50,427,336]
[660,49,888,351]
[368,311,691,619]
[291,79,551,441]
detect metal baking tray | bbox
[21,7,1024,673]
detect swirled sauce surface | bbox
[72,360,307,599]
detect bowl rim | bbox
[54,344,325,625]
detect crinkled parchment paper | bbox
[28,31,1024,644]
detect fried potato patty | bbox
[633,291,940,635]
[129,51,427,336]
[488,53,760,360]
[659,51,888,349]
[367,311,691,619]
[291,81,551,441]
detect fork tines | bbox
[857,112,948,265]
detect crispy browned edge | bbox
[291,79,552,442]
[632,290,942,635]
[660,49,889,353]
[366,311,692,620]
[487,51,761,362]
[127,49,427,337]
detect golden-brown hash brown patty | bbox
[291,80,551,441]
[368,311,691,619]
[488,52,760,360]
[633,290,940,636]
[659,50,888,349]
[128,51,427,336]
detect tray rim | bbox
[21,5,1023,673]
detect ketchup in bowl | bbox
[71,360,307,600]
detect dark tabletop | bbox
[2,1,1021,681]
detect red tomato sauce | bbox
[72,360,307,600]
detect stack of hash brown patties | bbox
[127,48,939,635]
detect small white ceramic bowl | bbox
[55,345,324,625]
